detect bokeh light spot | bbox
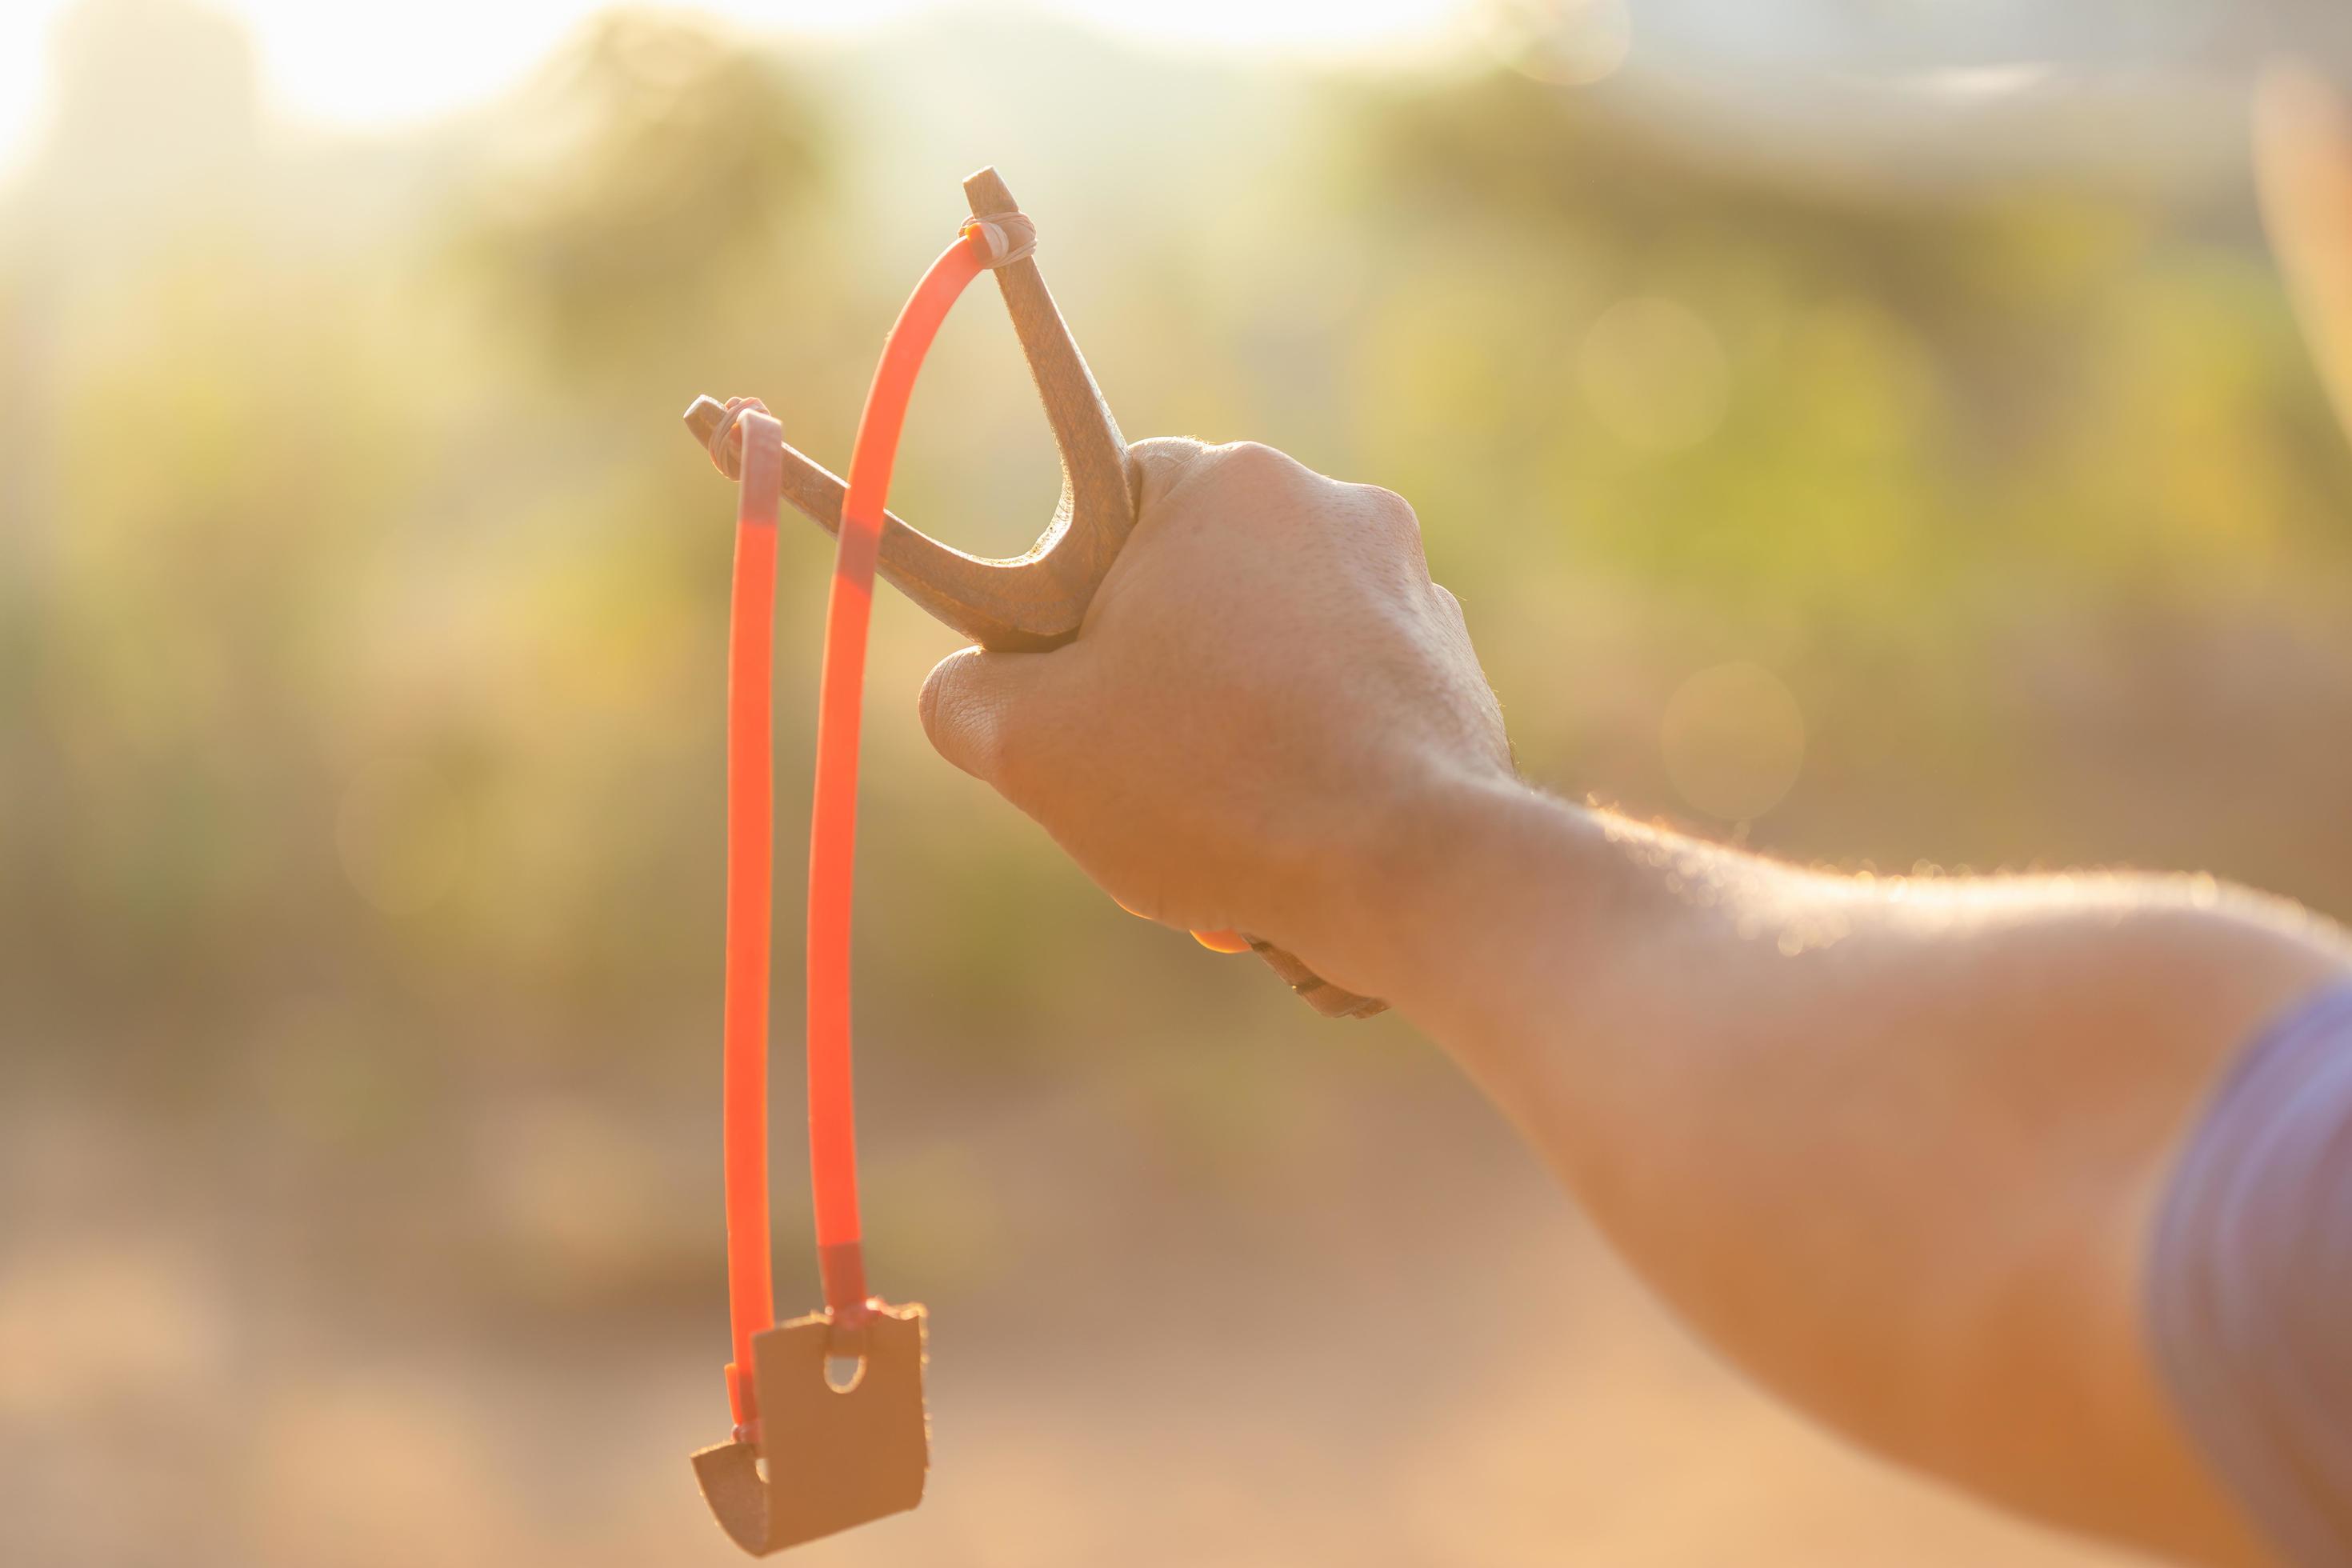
[1484,0,1632,87]
[1578,294,1730,454]
[1660,662,1806,823]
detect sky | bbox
[0,0,1472,170]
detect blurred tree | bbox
[454,10,827,378]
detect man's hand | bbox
[919,437,1513,997]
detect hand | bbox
[918,438,1514,998]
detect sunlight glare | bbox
[1,0,1470,170]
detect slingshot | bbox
[684,168,1383,1558]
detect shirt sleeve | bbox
[2148,979,2352,1567]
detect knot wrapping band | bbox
[960,210,1037,267]
[703,394,767,480]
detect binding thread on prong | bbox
[959,210,1036,268]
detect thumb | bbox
[918,645,1054,786]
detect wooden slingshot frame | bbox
[686,167,1385,1022]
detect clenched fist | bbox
[918,438,1514,1002]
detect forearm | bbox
[1350,777,2351,1562]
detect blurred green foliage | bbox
[459,11,826,373]
[6,0,2352,1266]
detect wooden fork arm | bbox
[685,398,1082,652]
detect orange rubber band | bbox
[722,231,991,1432]
[722,418,778,1431]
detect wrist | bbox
[1301,766,1614,1032]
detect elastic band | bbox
[721,411,782,1435]
[719,226,998,1435]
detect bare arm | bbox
[918,437,2352,1564]
[1375,785,2345,1563]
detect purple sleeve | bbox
[2149,980,2352,1566]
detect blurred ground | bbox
[2,1054,2151,1566]
[6,2,2352,1563]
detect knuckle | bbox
[1210,439,1307,486]
[1431,582,1475,641]
[1126,435,1212,515]
[1128,434,1208,466]
[1355,482,1422,539]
